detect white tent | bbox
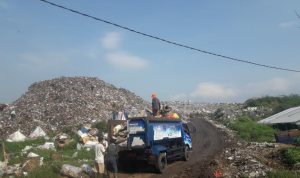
[258,106,300,125]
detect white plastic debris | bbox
[39,157,44,166]
[77,130,84,137]
[59,133,69,140]
[72,152,78,158]
[29,126,46,138]
[61,164,82,178]
[76,143,82,150]
[6,130,27,142]
[113,125,122,135]
[22,146,33,154]
[81,164,93,177]
[23,171,28,176]
[27,152,39,158]
[103,133,108,139]
[38,142,55,150]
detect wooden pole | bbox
[2,142,7,164]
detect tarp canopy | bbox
[258,106,300,125]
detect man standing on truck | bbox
[151,93,161,116]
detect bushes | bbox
[229,116,275,142]
[267,170,300,178]
[244,95,300,115]
[92,120,107,133]
[282,147,300,165]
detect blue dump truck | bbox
[108,117,192,173]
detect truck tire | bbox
[183,146,190,161]
[156,153,167,173]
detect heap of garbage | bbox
[0,76,149,139]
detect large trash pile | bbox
[0,76,149,139]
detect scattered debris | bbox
[6,130,27,142]
[27,152,39,158]
[61,164,82,178]
[38,142,55,150]
[81,164,94,177]
[29,126,47,138]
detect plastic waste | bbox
[81,164,94,177]
[29,126,46,138]
[6,130,26,142]
[38,142,55,150]
[27,152,39,158]
[61,164,82,178]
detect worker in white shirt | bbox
[95,135,106,178]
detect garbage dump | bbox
[0,76,149,139]
[61,164,82,178]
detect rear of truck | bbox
[108,117,192,173]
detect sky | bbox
[0,0,300,103]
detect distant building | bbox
[258,106,300,126]
[258,106,300,144]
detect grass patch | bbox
[282,147,300,165]
[267,170,300,178]
[0,138,46,164]
[27,165,61,178]
[229,116,275,142]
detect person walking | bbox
[95,136,106,178]
[151,93,161,116]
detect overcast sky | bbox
[1,0,300,103]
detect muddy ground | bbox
[118,117,226,178]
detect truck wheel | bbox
[183,146,190,161]
[156,153,167,173]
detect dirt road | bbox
[118,117,225,178]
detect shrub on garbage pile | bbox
[267,170,300,178]
[92,120,107,133]
[294,137,300,146]
[229,116,275,142]
[244,94,300,115]
[281,147,300,165]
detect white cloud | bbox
[101,32,121,50]
[106,51,147,69]
[190,82,236,99]
[246,77,290,94]
[19,52,70,71]
[279,21,297,28]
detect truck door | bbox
[128,119,146,149]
